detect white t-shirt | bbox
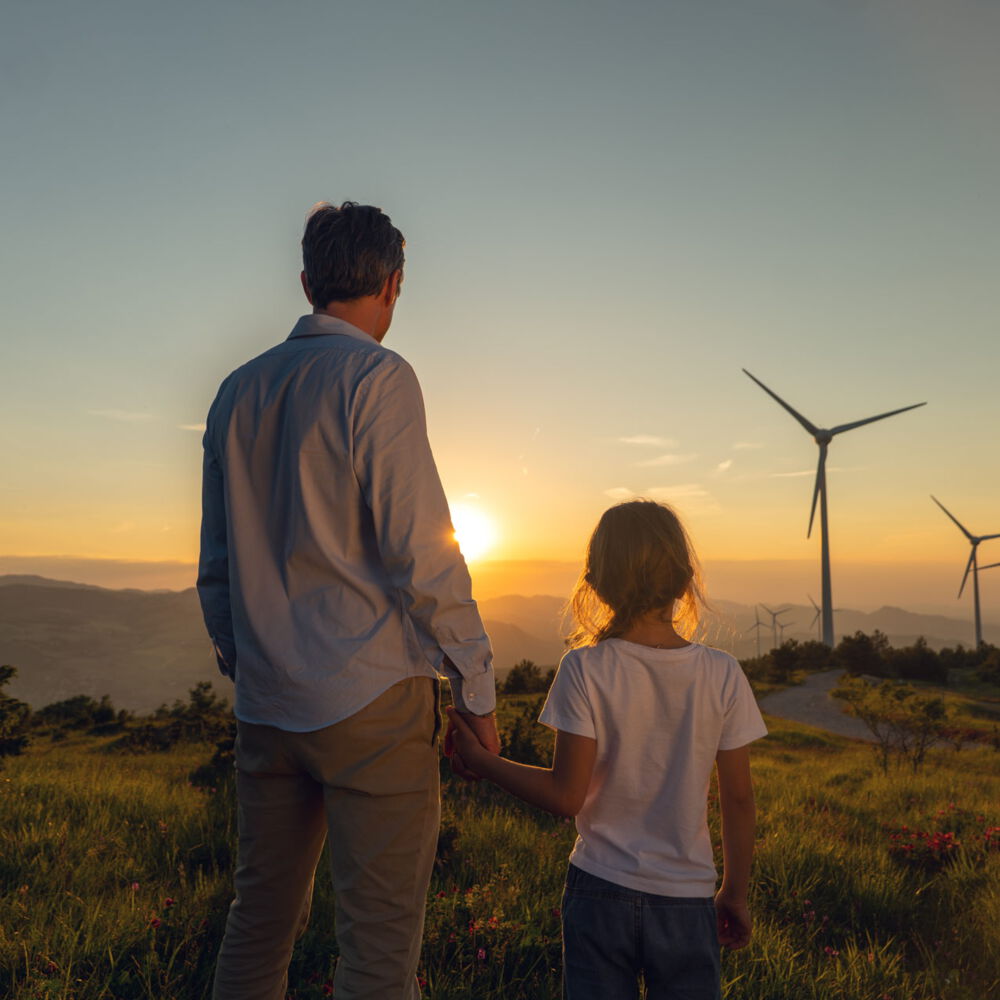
[539,638,767,896]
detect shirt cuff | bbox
[448,665,496,715]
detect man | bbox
[197,201,500,1000]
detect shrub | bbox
[502,660,554,695]
[110,682,232,753]
[832,675,947,773]
[0,664,31,765]
[34,694,131,733]
[835,630,890,676]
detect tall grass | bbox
[1,701,997,999]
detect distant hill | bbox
[1,576,993,714]
[0,577,565,713]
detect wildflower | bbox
[149,917,162,929]
[476,947,487,961]
[322,982,333,996]
[824,946,839,958]
[164,897,176,909]
[551,907,561,918]
[130,882,140,892]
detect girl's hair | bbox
[567,499,705,646]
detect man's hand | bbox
[444,709,500,781]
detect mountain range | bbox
[1,575,994,714]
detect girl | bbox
[447,500,767,1000]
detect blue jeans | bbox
[561,865,721,1000]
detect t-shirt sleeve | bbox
[538,651,596,739]
[718,660,769,750]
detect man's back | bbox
[199,313,492,731]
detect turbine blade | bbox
[742,370,819,436]
[810,610,820,626]
[807,446,826,539]
[977,532,1000,542]
[932,495,974,542]
[958,548,975,598]
[979,562,1000,571]
[830,402,926,436]
[808,593,820,612]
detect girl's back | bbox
[540,638,766,897]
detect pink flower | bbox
[149,917,161,929]
[477,947,487,961]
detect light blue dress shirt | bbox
[197,313,496,731]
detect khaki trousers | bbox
[212,677,441,1000]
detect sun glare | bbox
[450,503,498,563]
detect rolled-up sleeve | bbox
[197,422,237,679]
[352,355,496,714]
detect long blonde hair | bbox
[567,499,705,647]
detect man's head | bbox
[301,201,405,308]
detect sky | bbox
[2,0,999,618]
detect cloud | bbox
[604,483,722,515]
[733,442,763,450]
[635,453,698,468]
[178,423,207,432]
[618,435,678,448]
[770,465,860,479]
[110,521,136,534]
[646,484,710,500]
[604,487,635,501]
[88,409,153,423]
[715,459,733,474]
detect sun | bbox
[450,503,498,562]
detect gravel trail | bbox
[757,669,874,742]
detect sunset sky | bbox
[3,1,999,617]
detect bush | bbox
[832,675,947,773]
[0,665,31,765]
[110,682,233,753]
[34,694,131,733]
[885,637,949,685]
[835,630,891,676]
[502,660,555,695]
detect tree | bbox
[0,665,31,765]
[502,660,553,695]
[832,675,947,773]
[835,630,890,676]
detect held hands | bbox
[444,707,500,781]
[714,889,752,950]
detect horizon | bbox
[2,553,995,627]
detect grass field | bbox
[1,689,998,999]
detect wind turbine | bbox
[777,619,796,645]
[747,606,766,658]
[931,496,1000,648]
[760,603,789,651]
[808,595,822,641]
[744,370,925,646]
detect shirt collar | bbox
[287,313,377,344]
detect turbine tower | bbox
[777,619,796,645]
[744,370,925,647]
[931,496,1000,648]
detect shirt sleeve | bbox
[538,651,596,739]
[352,354,495,714]
[718,660,768,750]
[196,405,237,680]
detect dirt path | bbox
[757,669,874,742]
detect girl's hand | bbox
[714,890,752,949]
[444,707,491,771]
